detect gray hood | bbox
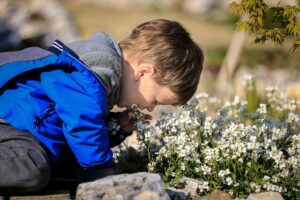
[67,32,122,110]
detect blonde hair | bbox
[119,19,204,105]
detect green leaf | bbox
[292,39,300,51]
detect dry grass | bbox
[61,0,235,49]
[61,0,294,50]
[61,0,300,115]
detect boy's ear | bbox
[134,64,155,80]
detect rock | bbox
[133,190,160,200]
[206,190,232,200]
[166,177,233,200]
[246,192,284,200]
[167,177,223,199]
[165,188,188,200]
[76,172,170,200]
[177,176,202,196]
[9,192,71,200]
[167,180,233,200]
[0,0,78,51]
[0,21,21,50]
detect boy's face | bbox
[133,75,178,112]
[118,62,178,112]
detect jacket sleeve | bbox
[40,69,113,167]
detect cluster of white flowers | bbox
[257,104,267,116]
[250,182,261,193]
[198,180,210,193]
[266,86,299,125]
[262,182,286,193]
[218,169,231,178]
[107,117,120,135]
[199,165,211,175]
[133,76,299,199]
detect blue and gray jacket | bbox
[0,32,122,167]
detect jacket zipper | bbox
[34,106,56,126]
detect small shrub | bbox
[134,75,299,199]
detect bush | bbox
[134,75,299,199]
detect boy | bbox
[0,19,203,192]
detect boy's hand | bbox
[117,109,152,133]
[108,110,152,148]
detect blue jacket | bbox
[0,33,122,167]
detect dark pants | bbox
[0,123,50,192]
[0,123,116,193]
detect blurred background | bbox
[1,0,299,115]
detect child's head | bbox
[118,19,204,111]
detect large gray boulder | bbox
[0,0,78,51]
[76,172,170,200]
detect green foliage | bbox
[229,0,300,50]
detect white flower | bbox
[250,182,262,193]
[218,169,230,178]
[234,182,240,187]
[148,162,155,172]
[180,163,186,171]
[107,117,120,135]
[198,180,210,193]
[257,104,267,115]
[135,121,146,133]
[272,176,279,183]
[225,177,233,186]
[287,112,299,124]
[200,165,212,175]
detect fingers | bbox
[127,110,134,119]
[125,109,153,124]
[135,113,153,122]
[144,114,153,120]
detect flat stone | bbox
[180,176,202,196]
[8,190,71,200]
[76,172,170,200]
[246,192,284,200]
